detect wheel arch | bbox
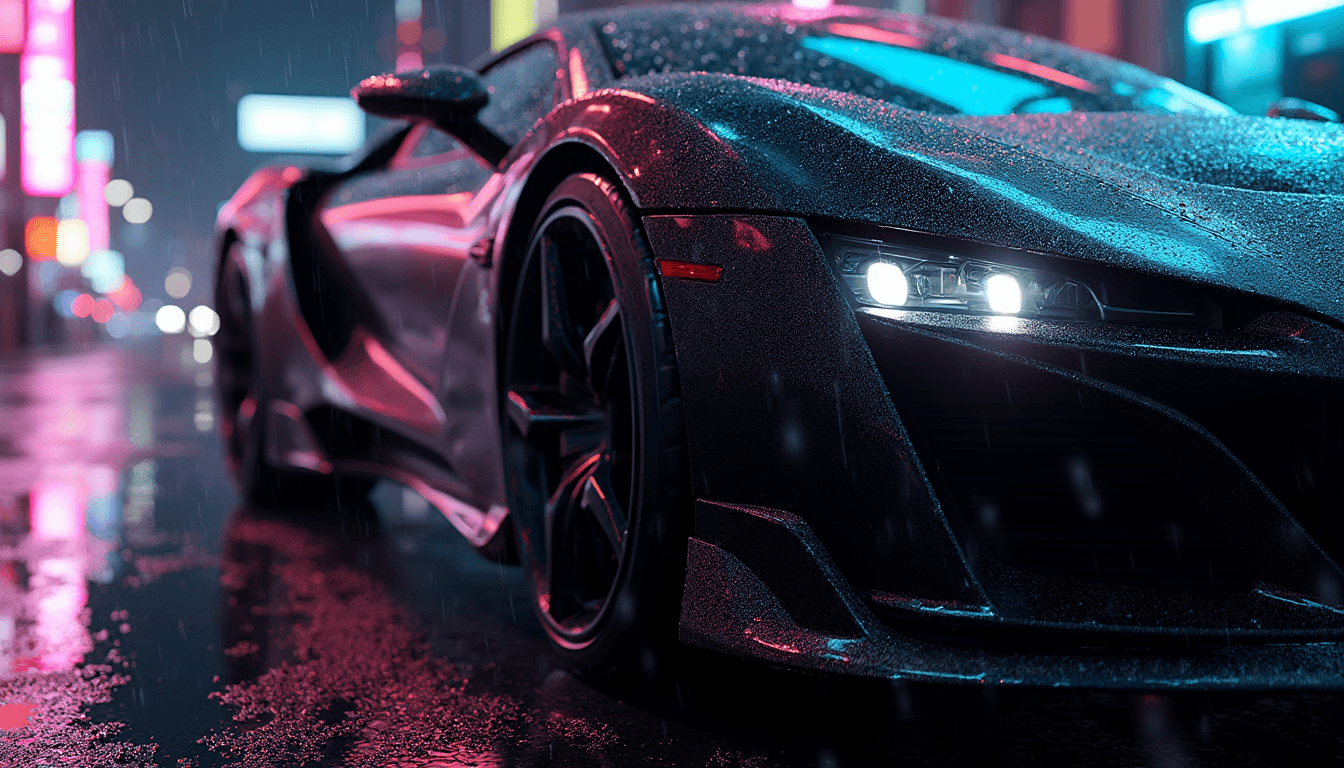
[214,228,241,294]
[495,139,636,373]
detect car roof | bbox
[544,2,1101,74]
[523,3,1228,117]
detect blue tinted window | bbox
[800,37,1049,115]
[478,43,561,145]
[598,10,1236,116]
[1019,96,1074,113]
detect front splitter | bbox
[679,531,1344,690]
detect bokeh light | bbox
[155,304,186,334]
[54,289,80,318]
[82,249,125,293]
[104,178,133,206]
[106,312,131,339]
[55,219,90,266]
[165,267,192,299]
[188,305,221,337]
[108,278,143,312]
[71,293,94,318]
[25,217,58,260]
[123,197,153,224]
[91,299,115,324]
[0,248,21,276]
[193,338,213,364]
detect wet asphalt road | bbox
[2,341,1344,767]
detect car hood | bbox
[950,112,1343,196]
[609,74,1344,325]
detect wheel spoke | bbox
[543,484,574,620]
[540,447,628,623]
[579,457,627,557]
[539,235,589,382]
[505,388,604,438]
[544,451,601,620]
[582,299,623,399]
[557,423,604,458]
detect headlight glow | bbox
[824,234,1102,322]
[822,232,1239,329]
[866,261,908,306]
[985,273,1022,314]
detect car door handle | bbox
[469,236,494,267]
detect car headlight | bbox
[827,234,1102,321]
[821,232,1238,328]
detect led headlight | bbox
[865,261,909,306]
[828,234,1102,321]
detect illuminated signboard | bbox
[0,0,23,53]
[236,94,365,154]
[21,0,77,197]
[25,216,57,261]
[76,130,114,252]
[492,0,535,51]
[1188,0,1344,43]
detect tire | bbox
[502,173,690,679]
[214,242,353,507]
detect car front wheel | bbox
[502,172,690,678]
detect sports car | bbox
[213,2,1344,687]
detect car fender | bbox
[527,72,1344,326]
[213,164,297,318]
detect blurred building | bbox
[1184,1,1344,116]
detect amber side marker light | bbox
[657,259,723,282]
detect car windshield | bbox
[598,10,1234,116]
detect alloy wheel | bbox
[215,245,259,478]
[504,205,637,648]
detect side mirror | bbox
[1266,97,1341,123]
[353,66,509,165]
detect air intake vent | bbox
[865,329,1255,593]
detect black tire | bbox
[502,173,690,678]
[214,242,351,507]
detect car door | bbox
[430,40,567,512]
[318,123,496,391]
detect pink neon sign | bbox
[0,0,24,54]
[77,132,114,251]
[78,159,109,250]
[21,0,76,197]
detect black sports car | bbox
[213,3,1344,688]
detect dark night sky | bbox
[71,0,490,306]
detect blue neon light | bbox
[1188,0,1344,44]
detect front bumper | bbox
[648,213,1344,688]
[681,501,1344,689]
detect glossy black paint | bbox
[353,67,510,164]
[645,214,983,609]
[214,3,1344,686]
[353,66,490,120]
[656,214,1344,645]
[859,315,1344,636]
[679,509,1344,688]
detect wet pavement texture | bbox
[2,342,1344,766]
